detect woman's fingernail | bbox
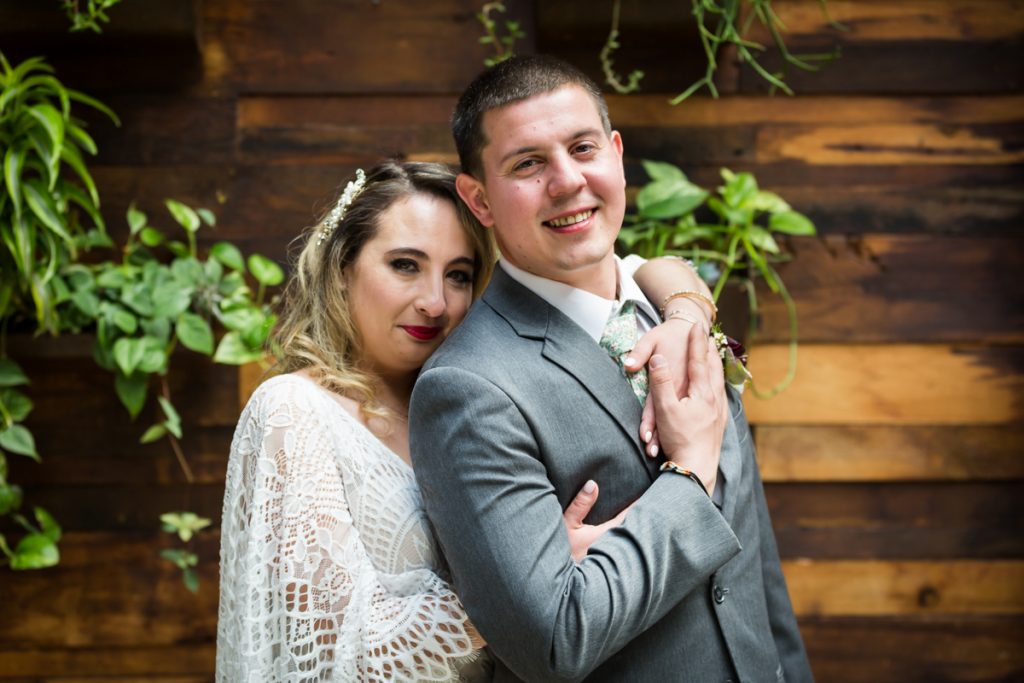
[644,430,653,443]
[623,356,636,367]
[583,479,597,494]
[650,445,659,458]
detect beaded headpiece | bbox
[317,169,367,246]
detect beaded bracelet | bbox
[659,461,710,497]
[660,290,718,323]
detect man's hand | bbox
[647,323,728,495]
[625,298,710,456]
[562,480,632,563]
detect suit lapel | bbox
[483,268,651,472]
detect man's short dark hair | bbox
[452,55,611,179]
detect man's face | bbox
[456,85,627,297]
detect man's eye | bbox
[512,158,540,173]
[573,142,597,155]
[390,258,418,273]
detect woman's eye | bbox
[390,258,418,273]
[447,269,473,286]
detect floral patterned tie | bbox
[599,300,648,404]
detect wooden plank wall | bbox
[1,1,1021,680]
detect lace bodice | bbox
[217,374,488,682]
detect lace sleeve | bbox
[216,378,487,682]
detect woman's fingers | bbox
[563,479,598,529]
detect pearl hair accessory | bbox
[317,169,367,246]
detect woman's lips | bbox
[401,325,442,341]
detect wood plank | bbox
[799,616,1024,683]
[783,560,1024,616]
[742,343,1024,425]
[767,482,1024,560]
[201,0,503,93]
[0,533,218,648]
[0,645,214,677]
[753,235,1024,344]
[758,425,1024,482]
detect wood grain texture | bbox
[767,482,1024,560]
[799,616,1024,683]
[743,343,1024,425]
[783,559,1024,616]
[757,425,1024,481]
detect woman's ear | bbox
[456,173,495,228]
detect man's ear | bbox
[456,173,495,228]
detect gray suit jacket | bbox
[410,268,813,683]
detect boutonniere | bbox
[711,324,753,391]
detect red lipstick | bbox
[401,325,442,341]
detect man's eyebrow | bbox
[496,128,604,166]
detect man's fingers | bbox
[563,480,598,528]
[623,335,653,374]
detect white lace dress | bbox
[217,374,490,682]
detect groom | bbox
[409,55,812,682]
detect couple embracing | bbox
[217,55,813,683]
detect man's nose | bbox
[547,154,585,198]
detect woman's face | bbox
[346,193,476,378]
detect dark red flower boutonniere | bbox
[711,324,753,391]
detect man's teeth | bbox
[547,210,594,228]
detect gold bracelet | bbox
[660,290,717,323]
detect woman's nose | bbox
[415,278,446,318]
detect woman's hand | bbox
[647,323,729,495]
[624,299,710,457]
[562,480,632,563]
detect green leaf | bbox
[139,424,167,444]
[170,257,204,286]
[721,170,759,209]
[747,225,780,254]
[1,388,34,422]
[127,204,147,235]
[641,159,685,182]
[0,358,29,387]
[139,227,164,247]
[637,178,708,220]
[0,483,23,516]
[112,308,138,334]
[248,254,284,286]
[59,142,99,206]
[113,337,145,375]
[10,533,59,570]
[96,268,127,289]
[152,281,193,319]
[115,371,148,419]
[197,208,216,227]
[0,425,39,461]
[214,331,264,365]
[34,507,61,543]
[137,336,168,374]
[66,120,98,155]
[165,199,200,233]
[751,190,791,214]
[211,242,245,272]
[121,284,155,317]
[68,89,120,125]
[176,313,214,355]
[769,210,816,236]
[157,396,181,428]
[23,181,73,244]
[167,241,190,258]
[4,146,25,221]
[218,306,263,333]
[27,103,65,160]
[160,511,210,542]
[183,567,199,593]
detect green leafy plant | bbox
[56,201,281,587]
[619,160,816,397]
[160,511,211,593]
[477,2,525,67]
[0,53,119,335]
[60,0,123,33]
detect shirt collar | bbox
[499,257,659,342]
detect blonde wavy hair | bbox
[271,160,495,420]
